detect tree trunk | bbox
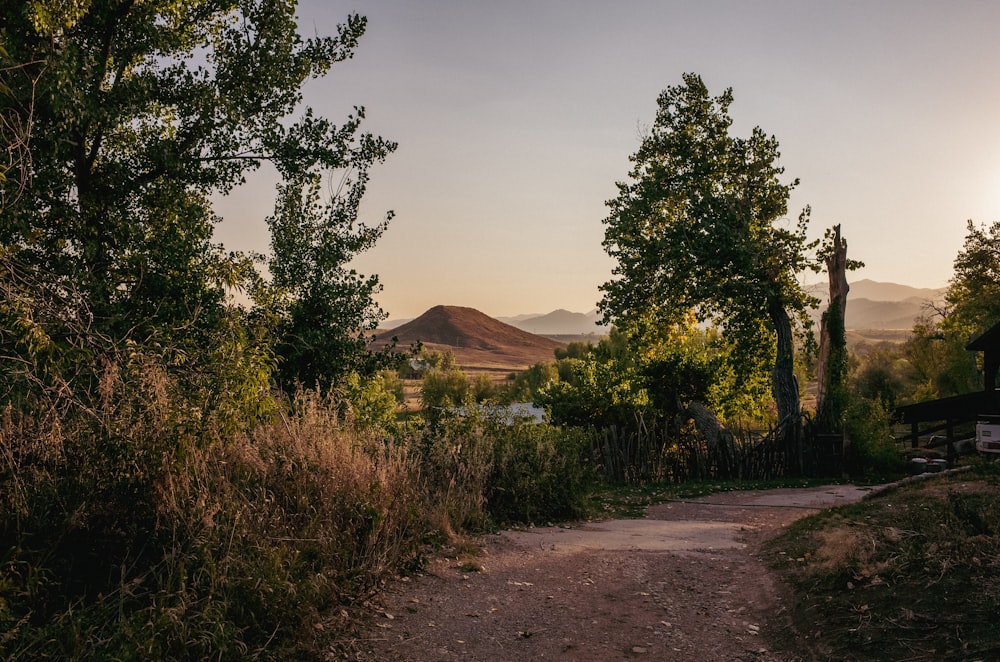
[816,224,850,432]
[768,295,801,474]
[686,400,735,478]
[768,297,800,424]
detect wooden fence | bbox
[592,418,789,484]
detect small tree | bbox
[421,366,471,411]
[893,219,1000,402]
[269,122,397,388]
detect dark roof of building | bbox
[966,319,1000,352]
[895,389,1000,422]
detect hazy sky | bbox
[212,1,1000,320]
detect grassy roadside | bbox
[762,462,1000,661]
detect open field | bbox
[846,328,912,348]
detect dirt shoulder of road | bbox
[348,485,871,661]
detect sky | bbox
[212,0,1000,320]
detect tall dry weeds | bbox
[1,350,431,659]
[2,330,598,660]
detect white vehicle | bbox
[976,416,1000,454]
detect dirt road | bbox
[357,485,871,661]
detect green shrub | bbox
[339,369,405,431]
[844,395,902,474]
[0,345,596,659]
[415,415,495,536]
[413,414,597,534]
[487,423,596,524]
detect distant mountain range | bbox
[498,309,609,336]
[378,280,947,336]
[380,308,610,335]
[843,279,946,303]
[806,279,946,330]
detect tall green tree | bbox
[0,0,393,389]
[599,73,816,432]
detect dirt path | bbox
[356,485,871,661]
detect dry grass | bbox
[0,347,597,660]
[0,355,431,660]
[765,465,1000,660]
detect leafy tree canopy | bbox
[848,219,999,407]
[946,219,1000,337]
[1,0,394,391]
[528,321,767,428]
[599,73,817,425]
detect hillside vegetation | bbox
[766,465,1000,660]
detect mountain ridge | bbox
[378,280,947,335]
[374,305,564,370]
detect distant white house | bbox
[499,402,547,425]
[451,402,547,425]
[408,358,431,374]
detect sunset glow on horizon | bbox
[212,0,1000,319]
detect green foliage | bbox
[505,360,560,402]
[525,322,770,430]
[845,319,979,413]
[418,350,495,415]
[545,360,645,427]
[415,415,597,532]
[2,1,395,392]
[486,424,595,524]
[471,372,496,402]
[871,219,1000,406]
[420,349,459,371]
[640,322,767,420]
[946,219,1000,336]
[415,415,495,534]
[339,369,404,431]
[0,3,413,658]
[554,340,595,360]
[0,40,34,212]
[843,394,901,474]
[421,367,471,411]
[269,134,397,387]
[534,330,651,428]
[851,346,906,408]
[600,73,818,425]
[816,302,850,432]
[900,317,979,402]
[813,224,860,436]
[0,345,430,659]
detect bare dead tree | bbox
[815,224,861,435]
